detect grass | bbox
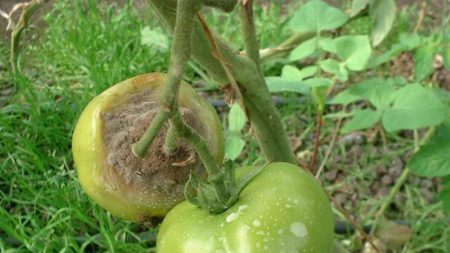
[0,0,449,252]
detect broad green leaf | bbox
[370,0,396,46]
[140,26,168,50]
[304,78,333,88]
[319,58,340,74]
[281,65,318,81]
[320,59,348,81]
[289,37,318,61]
[382,84,448,132]
[351,0,370,17]
[368,33,422,68]
[342,109,382,133]
[319,37,336,53]
[399,33,422,49]
[228,103,247,133]
[281,65,304,80]
[408,122,450,177]
[414,42,436,82]
[266,77,311,95]
[289,0,349,33]
[296,66,318,80]
[334,35,372,71]
[329,78,396,107]
[225,135,245,161]
[367,82,397,110]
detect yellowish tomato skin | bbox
[72,73,224,221]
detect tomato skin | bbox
[157,162,334,253]
[72,73,224,222]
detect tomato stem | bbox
[149,0,297,164]
[239,0,262,71]
[163,122,178,156]
[132,0,199,157]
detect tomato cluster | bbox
[72,73,333,252]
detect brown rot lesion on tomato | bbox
[102,89,209,202]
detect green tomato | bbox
[157,162,334,253]
[72,73,224,222]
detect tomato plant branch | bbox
[259,32,315,62]
[239,0,262,70]
[132,0,199,157]
[149,0,297,164]
[163,122,178,155]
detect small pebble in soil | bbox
[381,175,393,186]
[339,133,365,147]
[324,169,338,181]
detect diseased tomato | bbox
[72,73,224,222]
[157,162,334,253]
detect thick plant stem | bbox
[163,122,178,155]
[149,0,297,164]
[239,0,261,70]
[132,0,199,157]
[159,0,199,111]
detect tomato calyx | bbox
[185,161,264,214]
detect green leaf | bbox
[281,66,318,81]
[334,35,372,71]
[228,103,247,133]
[382,84,448,132]
[319,37,336,53]
[296,66,318,80]
[370,0,396,46]
[414,42,436,82]
[342,109,382,133]
[289,37,318,61]
[329,78,396,107]
[140,26,168,50]
[304,78,333,88]
[225,135,245,161]
[368,33,422,68]
[367,82,397,110]
[266,77,311,95]
[281,65,304,80]
[351,0,370,17]
[320,59,348,81]
[289,0,349,33]
[408,122,450,177]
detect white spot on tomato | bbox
[290,222,308,238]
